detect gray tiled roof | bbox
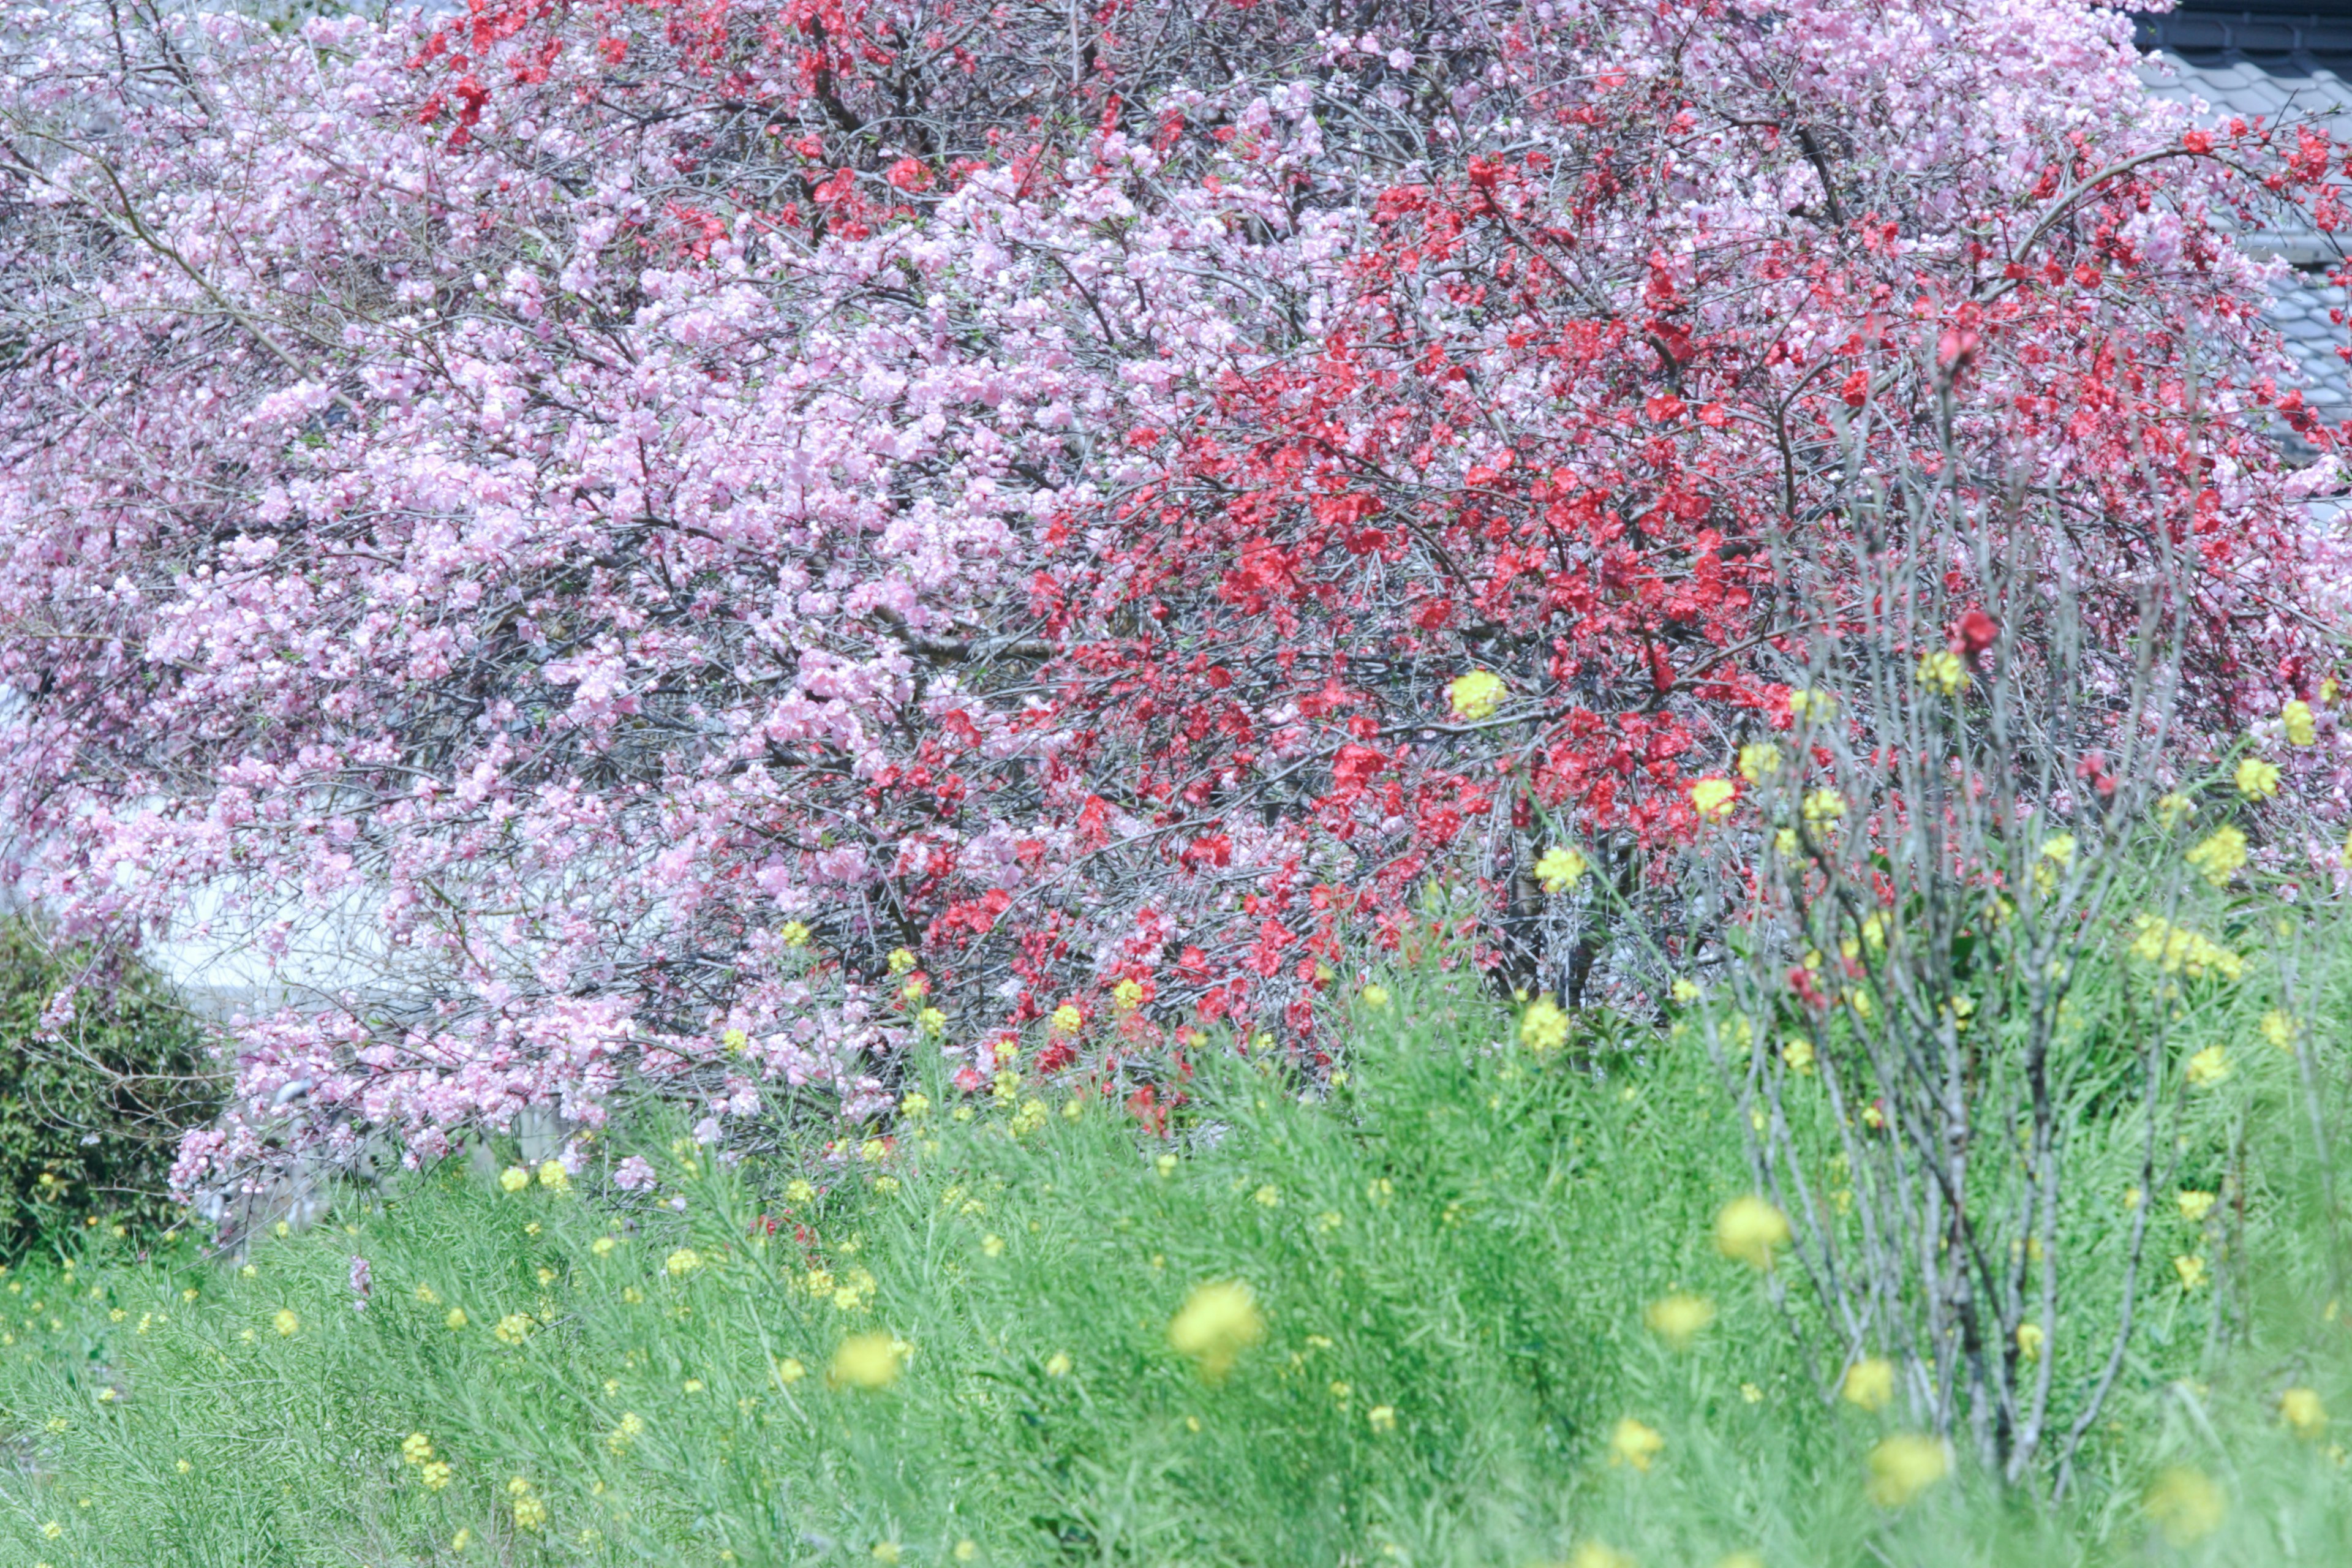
[2139,43,2352,443]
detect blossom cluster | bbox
[0,0,2341,1189]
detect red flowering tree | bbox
[0,0,2340,1187]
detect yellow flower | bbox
[1608,1417,1665,1472]
[499,1166,530,1193]
[1917,650,1966,695]
[786,1178,816,1203]
[2177,1189,2216,1224]
[1520,997,1570,1054]
[1781,1037,1815,1076]
[888,946,918,974]
[773,1357,807,1386]
[722,1028,748,1054]
[494,1313,535,1345]
[665,1248,702,1277]
[2184,1046,2231,1088]
[872,1545,902,1565]
[2261,1009,2297,1050]
[1112,979,1145,1011]
[41,1522,61,1539]
[2185,825,2247,887]
[273,1309,300,1338]
[1842,1356,1897,1412]
[401,1432,434,1466]
[420,1461,451,1491]
[1361,984,1390,1009]
[1802,788,1845,824]
[1447,669,1505,720]
[1671,979,1700,1004]
[1044,1352,1072,1378]
[2129,916,2244,981]
[2174,1254,2209,1292]
[1774,827,1800,858]
[1714,1195,1791,1269]
[2236,756,2282,800]
[1642,1293,1715,1351]
[1787,688,1834,720]
[1167,1281,1265,1382]
[1049,1003,1084,1035]
[590,1235,617,1258]
[1866,1434,1949,1507]
[2282,1387,2329,1439]
[510,1486,549,1532]
[1738,741,1781,781]
[779,920,812,948]
[536,1159,570,1192]
[829,1332,903,1391]
[981,1234,1005,1258]
[2157,791,2195,829]
[1533,845,1588,892]
[2016,1322,2045,1362]
[2285,699,2318,746]
[1741,1382,1765,1404]
[954,1542,978,1562]
[2144,1466,2226,1545]
[1366,1404,1398,1433]
[1571,1545,1635,1568]
[451,1529,472,1550]
[1252,1184,1281,1208]
[444,1307,468,1330]
[917,1007,947,1035]
[1690,777,1736,820]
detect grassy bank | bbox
[0,935,2346,1566]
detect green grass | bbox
[0,929,2348,1566]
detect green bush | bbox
[0,918,216,1257]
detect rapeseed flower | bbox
[1533,845,1588,892]
[1044,1352,1072,1378]
[445,1308,467,1330]
[1448,669,1505,720]
[2129,916,2244,981]
[420,1461,451,1491]
[1714,1195,1790,1268]
[1571,1545,1634,1568]
[508,1477,549,1532]
[1691,777,1736,820]
[1049,1003,1084,1034]
[273,1310,299,1337]
[2184,1046,2231,1088]
[2017,1323,2045,1362]
[2236,757,2282,800]
[1367,1404,1397,1433]
[1917,650,1966,695]
[1361,984,1390,1008]
[494,1313,535,1344]
[499,1166,530,1193]
[1642,1293,1715,1351]
[2185,826,2247,886]
[2174,1254,2209,1292]
[779,921,811,948]
[1802,788,1845,823]
[400,1433,433,1466]
[2285,699,2318,745]
[1738,741,1780,781]
[536,1159,569,1192]
[1608,1417,1665,1471]
[1520,997,1570,1054]
[2283,1387,2328,1439]
[665,1247,702,1277]
[1841,1357,1896,1412]
[1167,1281,1264,1382]
[2144,1466,2226,1545]
[2262,1009,2298,1050]
[1866,1434,1948,1507]
[773,1357,807,1385]
[2177,1190,2216,1224]
[2157,791,2195,828]
[829,1333,903,1390]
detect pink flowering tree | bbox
[0,0,2341,1192]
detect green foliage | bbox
[0,891,2344,1566]
[0,919,216,1259]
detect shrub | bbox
[0,918,216,1257]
